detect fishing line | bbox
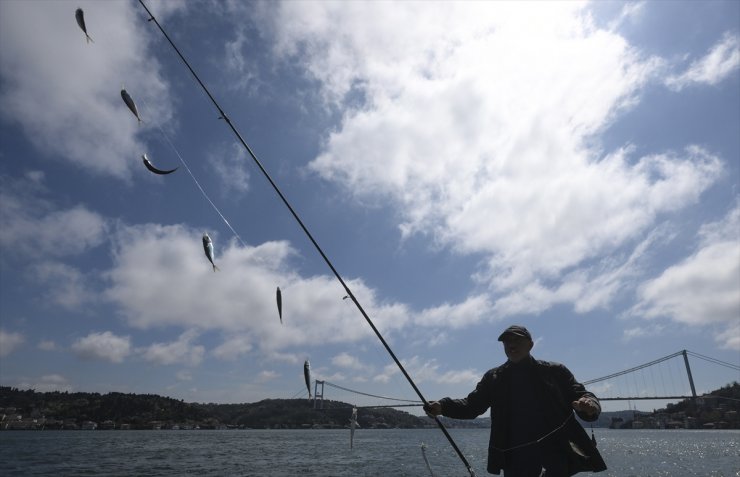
[138,97,248,248]
[490,413,574,453]
[138,2,476,475]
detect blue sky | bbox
[1,1,738,414]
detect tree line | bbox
[0,387,438,429]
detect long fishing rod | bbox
[138,2,476,475]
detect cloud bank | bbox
[259,2,725,320]
[631,204,740,349]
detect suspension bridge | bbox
[301,349,739,409]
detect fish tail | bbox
[86,34,93,44]
[212,264,219,272]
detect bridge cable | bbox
[323,381,422,403]
[583,351,684,385]
[686,351,740,371]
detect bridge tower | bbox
[682,350,697,399]
[313,380,325,409]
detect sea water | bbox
[1,428,737,476]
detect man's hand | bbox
[572,397,598,417]
[424,401,442,417]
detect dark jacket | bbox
[440,356,607,475]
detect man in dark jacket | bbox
[425,325,606,476]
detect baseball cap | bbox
[497,325,532,341]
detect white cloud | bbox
[622,324,665,341]
[493,223,674,316]
[257,370,279,383]
[331,352,368,371]
[19,205,107,256]
[256,3,724,319]
[0,0,174,179]
[607,2,646,31]
[221,30,260,93]
[212,335,253,361]
[104,222,411,350]
[0,175,108,260]
[715,323,740,352]
[373,356,480,387]
[140,330,205,367]
[30,261,96,309]
[665,32,740,91]
[0,330,25,357]
[414,295,493,328]
[631,204,740,349]
[316,371,347,383]
[99,2,730,344]
[72,331,131,363]
[0,175,106,309]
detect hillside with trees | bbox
[2,383,737,431]
[0,387,433,430]
[602,382,740,430]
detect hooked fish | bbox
[202,232,219,272]
[421,442,435,477]
[142,153,177,175]
[276,286,283,324]
[304,360,312,399]
[350,407,358,449]
[121,88,141,123]
[75,8,93,44]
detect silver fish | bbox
[202,232,219,272]
[142,153,177,175]
[421,442,435,477]
[350,407,358,449]
[276,286,283,324]
[304,360,312,399]
[75,8,93,44]
[121,88,141,123]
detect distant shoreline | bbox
[2,383,738,431]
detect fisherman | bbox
[425,325,606,477]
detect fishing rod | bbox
[138,2,476,475]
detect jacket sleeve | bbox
[439,371,493,419]
[555,363,601,422]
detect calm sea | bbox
[1,429,737,476]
